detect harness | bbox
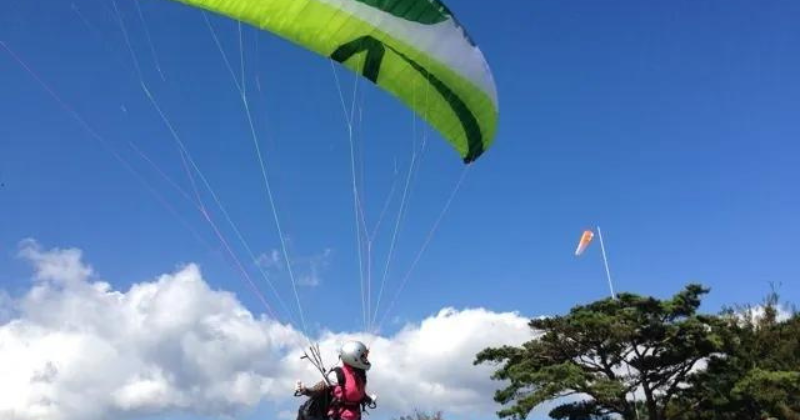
[327,367,367,419]
[296,367,373,420]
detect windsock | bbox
[575,230,595,256]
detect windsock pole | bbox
[596,226,617,300]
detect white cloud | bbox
[296,248,332,287]
[0,290,14,324]
[16,238,94,285]
[747,304,792,323]
[364,308,532,414]
[256,249,282,270]
[0,240,535,420]
[257,248,333,288]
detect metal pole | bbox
[597,227,640,419]
[596,226,617,299]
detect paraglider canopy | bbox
[169,0,499,163]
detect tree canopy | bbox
[475,284,799,420]
[667,292,800,420]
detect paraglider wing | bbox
[168,0,499,163]
[575,230,595,256]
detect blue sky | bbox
[2,1,799,419]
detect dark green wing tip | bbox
[351,0,451,25]
[463,147,485,164]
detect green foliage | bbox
[475,283,800,420]
[668,292,800,420]
[393,410,446,420]
[475,284,722,420]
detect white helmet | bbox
[339,341,371,371]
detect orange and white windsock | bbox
[575,230,595,256]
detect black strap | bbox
[332,367,345,387]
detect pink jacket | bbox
[328,364,366,420]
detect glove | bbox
[294,381,305,396]
[367,394,378,408]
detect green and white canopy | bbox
[171,0,499,163]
